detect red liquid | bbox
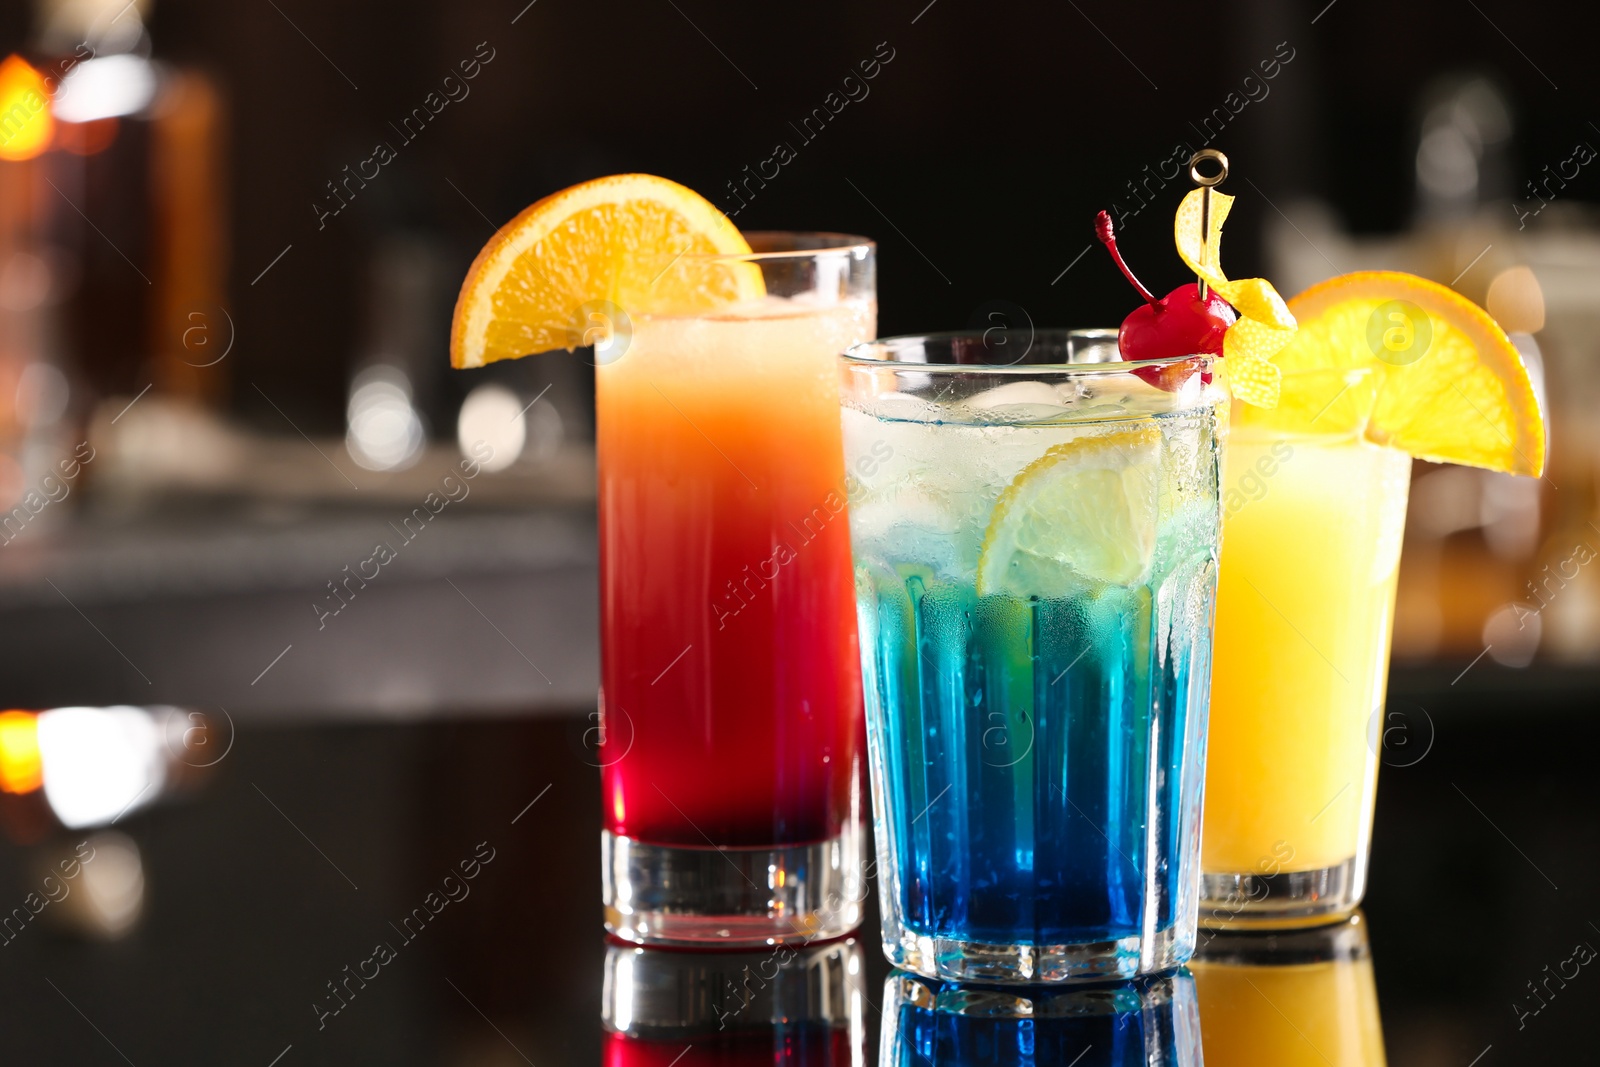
[604,1029,855,1067]
[597,303,869,847]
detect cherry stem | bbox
[1094,210,1157,306]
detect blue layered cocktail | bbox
[840,330,1224,982]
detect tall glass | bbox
[881,970,1202,1066]
[1201,372,1412,927]
[599,234,875,946]
[601,939,867,1066]
[1191,912,1387,1064]
[841,330,1226,982]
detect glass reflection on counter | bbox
[1191,912,1386,1065]
[880,970,1200,1066]
[602,937,866,1066]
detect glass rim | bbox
[686,231,875,262]
[841,328,1215,376]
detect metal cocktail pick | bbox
[1189,149,1229,300]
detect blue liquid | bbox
[882,970,1200,1067]
[859,556,1215,957]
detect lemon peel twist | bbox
[1174,188,1296,407]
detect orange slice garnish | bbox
[450,174,761,369]
[1243,270,1545,476]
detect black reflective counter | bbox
[0,680,1592,1063]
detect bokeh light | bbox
[346,365,426,471]
[456,383,525,472]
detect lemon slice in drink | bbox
[451,173,763,369]
[1245,271,1545,475]
[976,427,1161,599]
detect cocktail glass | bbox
[880,969,1202,1065]
[1191,912,1386,1064]
[841,329,1225,982]
[602,938,866,1066]
[599,234,875,947]
[1200,370,1412,927]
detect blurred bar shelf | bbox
[0,442,599,717]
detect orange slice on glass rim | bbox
[1242,270,1545,476]
[450,173,762,369]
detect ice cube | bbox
[958,380,1067,423]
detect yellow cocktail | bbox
[1192,913,1386,1066]
[1201,421,1410,923]
[1068,170,1543,929]
[1197,258,1547,927]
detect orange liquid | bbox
[1205,431,1410,874]
[1193,952,1386,1065]
[597,299,873,846]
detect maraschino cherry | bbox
[1094,210,1235,388]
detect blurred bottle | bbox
[0,50,70,538]
[37,0,230,409]
[344,235,440,473]
[1413,75,1514,224]
[881,969,1200,1066]
[0,0,229,540]
[1191,912,1386,1066]
[602,938,866,1066]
